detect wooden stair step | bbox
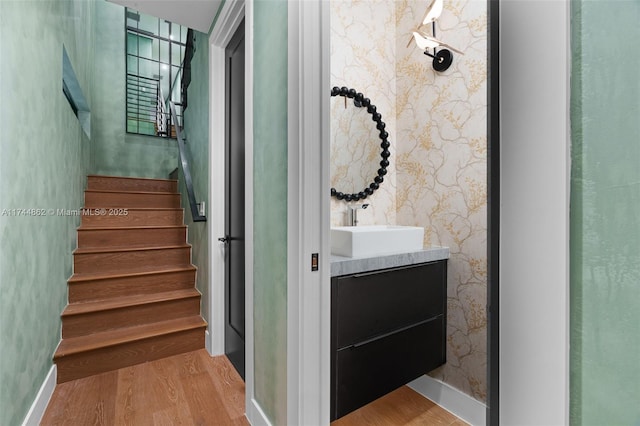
[87,175,178,193]
[81,208,184,227]
[73,244,191,274]
[84,190,181,208]
[53,315,206,357]
[68,265,197,304]
[62,289,202,338]
[63,288,201,316]
[77,225,187,249]
[54,316,207,383]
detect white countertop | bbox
[330,246,450,277]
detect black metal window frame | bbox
[124,8,187,138]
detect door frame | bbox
[208,0,246,359]
[286,1,331,424]
[210,1,332,424]
[209,0,266,423]
[223,16,246,379]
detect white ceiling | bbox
[107,0,223,34]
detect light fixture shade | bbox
[421,0,444,25]
[412,32,439,50]
[412,31,464,55]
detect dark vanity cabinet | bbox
[330,260,447,421]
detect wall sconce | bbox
[408,0,463,72]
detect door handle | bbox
[218,236,243,243]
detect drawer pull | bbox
[343,316,441,350]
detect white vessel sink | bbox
[331,225,425,258]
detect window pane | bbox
[181,26,188,44]
[126,55,138,75]
[138,12,158,35]
[171,66,181,101]
[127,32,138,56]
[138,57,158,79]
[160,20,170,39]
[126,9,139,30]
[127,119,138,133]
[160,40,169,65]
[171,42,182,66]
[137,35,153,60]
[151,38,160,61]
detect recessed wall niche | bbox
[330,0,488,402]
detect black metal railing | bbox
[169,100,206,222]
[126,73,183,138]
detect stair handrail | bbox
[169,100,206,222]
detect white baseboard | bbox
[205,329,213,355]
[246,398,272,426]
[22,364,57,426]
[409,375,487,426]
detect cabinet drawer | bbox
[333,315,445,420]
[333,261,445,349]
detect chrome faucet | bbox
[347,204,369,226]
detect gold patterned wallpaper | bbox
[330,0,398,227]
[331,0,488,402]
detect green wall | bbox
[253,0,288,423]
[181,30,210,323]
[91,1,178,179]
[570,1,640,424]
[0,1,95,424]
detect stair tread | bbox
[88,175,178,183]
[54,316,207,358]
[74,243,191,255]
[62,288,201,316]
[78,225,187,231]
[85,189,178,195]
[68,265,196,283]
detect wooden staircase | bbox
[53,175,207,383]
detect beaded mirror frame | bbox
[330,86,390,202]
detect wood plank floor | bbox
[41,349,247,425]
[42,349,467,425]
[332,386,469,426]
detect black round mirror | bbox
[330,86,390,202]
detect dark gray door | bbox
[224,20,245,380]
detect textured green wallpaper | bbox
[91,1,178,179]
[181,30,210,324]
[0,1,94,424]
[570,1,640,424]
[253,0,288,423]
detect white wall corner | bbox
[286,0,331,425]
[409,375,487,426]
[21,365,57,426]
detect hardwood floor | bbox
[41,349,247,425]
[332,386,469,426]
[43,349,466,426]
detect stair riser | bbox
[62,296,201,338]
[87,176,177,193]
[55,327,205,383]
[68,270,196,303]
[74,247,191,274]
[77,227,187,249]
[84,192,181,208]
[81,209,184,227]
